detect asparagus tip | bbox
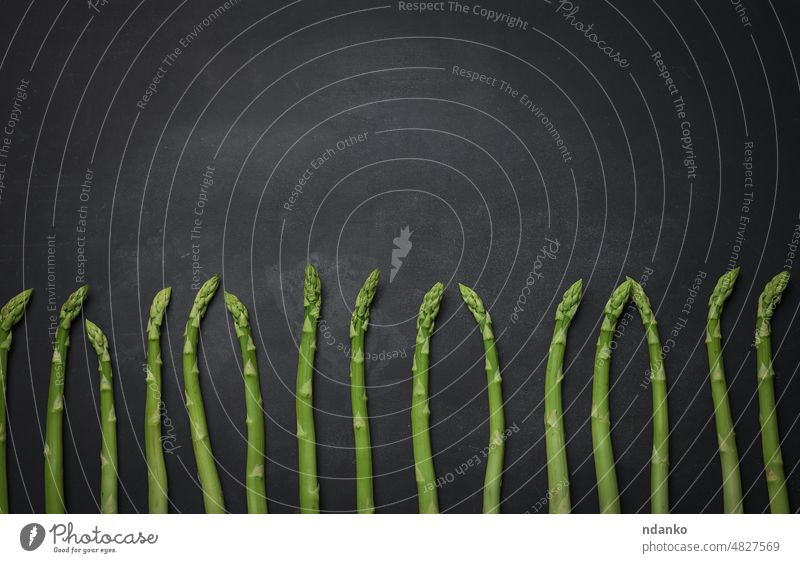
[604,279,632,318]
[224,291,250,329]
[0,288,34,330]
[556,279,583,321]
[162,286,172,299]
[417,282,444,332]
[85,319,108,356]
[628,279,657,326]
[303,264,321,316]
[628,278,648,303]
[203,275,221,291]
[723,267,741,286]
[188,276,221,324]
[708,268,740,315]
[459,284,489,327]
[149,287,172,319]
[60,284,89,323]
[352,269,381,332]
[758,271,790,320]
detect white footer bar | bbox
[0,514,797,562]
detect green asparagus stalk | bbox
[45,284,88,514]
[0,289,33,514]
[755,271,790,513]
[629,279,670,514]
[85,320,118,514]
[224,291,267,514]
[297,264,321,514]
[459,284,505,514]
[706,268,743,514]
[591,279,630,514]
[544,280,583,514]
[412,282,444,514]
[145,288,171,514]
[350,269,380,514]
[183,275,225,513]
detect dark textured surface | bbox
[0,0,799,514]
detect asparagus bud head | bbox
[351,269,380,336]
[85,320,110,361]
[147,287,172,339]
[0,289,33,332]
[59,285,88,328]
[417,282,444,333]
[555,279,583,322]
[708,267,740,319]
[303,265,322,319]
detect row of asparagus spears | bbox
[0,267,792,513]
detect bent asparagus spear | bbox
[350,269,380,514]
[0,289,33,514]
[459,284,505,514]
[591,280,630,514]
[755,271,790,513]
[183,276,225,513]
[85,320,118,514]
[145,288,171,514]
[412,282,444,514]
[629,279,670,514]
[225,292,267,514]
[296,265,321,514]
[544,280,582,514]
[706,269,743,513]
[45,285,88,514]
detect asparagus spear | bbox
[544,280,583,514]
[628,279,670,514]
[412,282,444,514]
[224,291,267,514]
[350,269,380,514]
[591,279,630,514]
[183,275,225,513]
[145,288,171,513]
[85,320,118,514]
[755,271,790,513]
[296,265,321,514]
[706,268,743,514]
[0,289,33,514]
[44,285,88,514]
[459,284,505,514]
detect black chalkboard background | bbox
[0,0,799,514]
